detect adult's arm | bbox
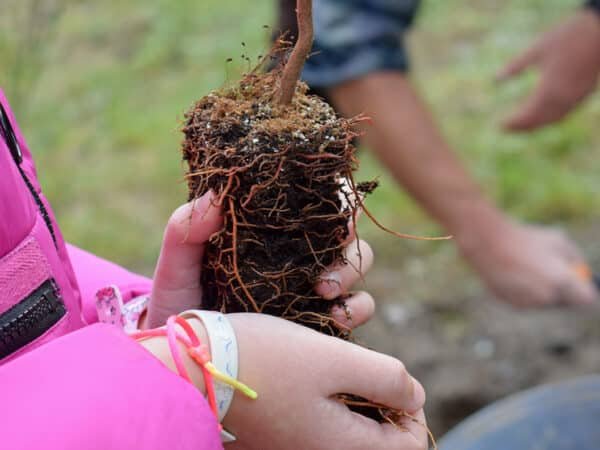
[285,0,598,306]
[327,73,598,306]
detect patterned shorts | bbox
[276,0,421,88]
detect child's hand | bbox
[145,194,376,328]
[141,309,427,449]
[221,312,427,450]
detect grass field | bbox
[1,0,599,275]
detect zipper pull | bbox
[0,103,23,164]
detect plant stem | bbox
[276,0,313,105]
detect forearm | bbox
[328,72,506,239]
[139,317,209,395]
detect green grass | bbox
[1,0,599,274]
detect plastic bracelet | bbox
[180,310,240,424]
[131,315,256,444]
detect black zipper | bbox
[0,102,58,248]
[0,279,66,360]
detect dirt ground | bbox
[356,221,600,438]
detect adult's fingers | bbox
[502,75,575,132]
[501,81,551,131]
[496,45,539,81]
[332,345,426,414]
[331,291,375,329]
[315,239,374,299]
[557,276,599,306]
[147,192,223,327]
[548,234,598,305]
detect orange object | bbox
[573,263,593,281]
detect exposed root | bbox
[182,67,364,339]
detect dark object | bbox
[0,279,66,360]
[594,273,600,290]
[439,376,600,450]
[0,103,22,163]
[584,0,600,14]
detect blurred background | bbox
[2,0,599,436]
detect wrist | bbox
[449,203,514,255]
[139,317,210,395]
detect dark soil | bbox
[356,221,600,437]
[181,68,368,339]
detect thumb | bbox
[146,191,223,328]
[496,45,538,81]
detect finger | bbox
[558,277,599,306]
[496,45,539,81]
[382,408,429,450]
[502,78,572,131]
[315,239,374,299]
[552,233,585,264]
[331,291,375,329]
[342,208,362,245]
[330,402,428,450]
[332,345,426,414]
[501,83,549,131]
[148,192,223,327]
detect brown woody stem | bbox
[276,0,313,105]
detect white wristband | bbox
[181,310,238,443]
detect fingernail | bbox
[317,272,342,299]
[192,190,214,211]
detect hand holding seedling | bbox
[145,191,375,330]
[221,313,427,450]
[139,192,428,450]
[498,9,600,131]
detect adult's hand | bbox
[498,10,600,132]
[457,218,598,307]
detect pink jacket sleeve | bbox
[0,323,222,450]
[66,244,153,323]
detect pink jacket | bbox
[0,89,222,449]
